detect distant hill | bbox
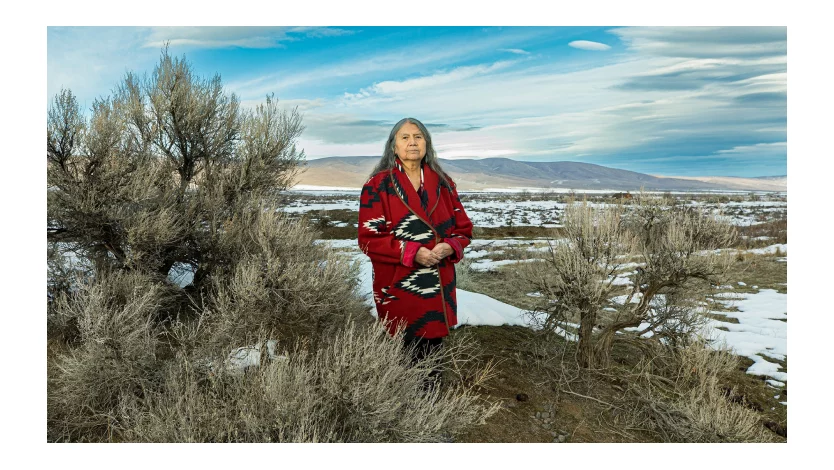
[653,175,787,192]
[296,156,786,192]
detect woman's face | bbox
[394,122,426,165]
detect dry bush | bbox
[454,256,476,292]
[735,218,787,247]
[200,207,368,351]
[119,322,500,442]
[516,200,635,367]
[625,339,771,442]
[47,270,170,441]
[518,194,737,368]
[442,327,502,391]
[47,48,305,296]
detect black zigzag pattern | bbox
[444,269,457,316]
[377,175,396,197]
[419,187,429,212]
[360,184,381,208]
[362,216,387,233]
[393,214,434,243]
[388,173,409,205]
[395,267,441,298]
[404,310,447,341]
[379,286,398,305]
[433,215,456,239]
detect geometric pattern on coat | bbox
[373,286,398,305]
[443,267,457,316]
[404,310,447,341]
[432,215,456,239]
[359,183,381,208]
[362,215,388,234]
[395,267,442,298]
[387,172,409,205]
[392,213,434,242]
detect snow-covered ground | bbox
[346,250,537,330]
[704,289,788,383]
[281,191,786,228]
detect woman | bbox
[358,117,473,388]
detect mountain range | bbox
[296,156,787,192]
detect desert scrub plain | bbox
[301,190,787,442]
[46,50,786,443]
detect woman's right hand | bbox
[415,246,442,267]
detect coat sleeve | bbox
[442,181,473,264]
[358,176,421,266]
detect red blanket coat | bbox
[358,159,473,340]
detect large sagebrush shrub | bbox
[47,49,496,442]
[517,193,736,368]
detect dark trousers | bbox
[403,336,444,390]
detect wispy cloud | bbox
[226,29,545,99]
[437,148,519,159]
[609,26,786,58]
[297,27,358,38]
[568,40,611,51]
[143,26,355,49]
[343,60,518,101]
[715,142,787,155]
[612,56,786,91]
[498,48,531,55]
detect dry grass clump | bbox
[454,256,476,292]
[735,218,787,247]
[47,270,170,442]
[120,322,500,443]
[626,339,771,442]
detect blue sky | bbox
[47,26,787,177]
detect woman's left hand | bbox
[431,242,454,259]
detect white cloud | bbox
[228,28,545,99]
[716,142,787,155]
[301,44,784,165]
[143,27,295,49]
[609,26,786,58]
[438,149,520,159]
[568,40,611,51]
[239,97,327,114]
[142,26,356,49]
[298,138,384,159]
[343,60,517,101]
[498,48,531,55]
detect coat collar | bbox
[390,157,441,221]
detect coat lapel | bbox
[390,158,439,223]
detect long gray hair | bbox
[370,117,452,189]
